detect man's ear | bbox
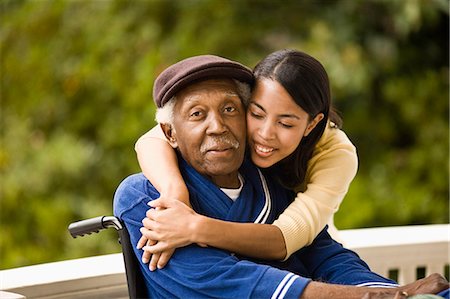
[160,123,178,148]
[304,113,325,137]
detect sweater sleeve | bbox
[114,173,310,299]
[273,127,358,259]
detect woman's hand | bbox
[136,198,203,271]
[141,197,203,252]
[136,237,175,271]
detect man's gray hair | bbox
[155,80,251,124]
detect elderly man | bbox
[113,55,447,298]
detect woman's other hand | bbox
[141,197,203,251]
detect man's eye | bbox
[190,111,202,117]
[224,106,236,113]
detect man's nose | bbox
[206,113,228,135]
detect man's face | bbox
[166,79,247,187]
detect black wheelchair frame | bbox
[68,216,147,299]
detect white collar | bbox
[220,173,244,201]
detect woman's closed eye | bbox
[250,111,264,119]
[279,122,294,128]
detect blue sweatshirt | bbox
[114,158,396,298]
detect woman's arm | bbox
[273,127,358,258]
[144,197,286,260]
[135,125,190,270]
[135,126,189,205]
[195,218,287,260]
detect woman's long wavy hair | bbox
[253,49,342,189]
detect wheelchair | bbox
[68,216,148,299]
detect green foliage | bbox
[1,0,448,269]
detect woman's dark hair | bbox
[253,49,342,189]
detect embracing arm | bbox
[146,198,286,259]
[273,127,358,258]
[135,126,189,205]
[196,218,287,259]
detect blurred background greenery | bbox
[1,0,448,269]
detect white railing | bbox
[339,224,450,285]
[0,254,128,299]
[1,224,448,299]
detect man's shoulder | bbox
[113,173,159,218]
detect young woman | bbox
[136,49,358,271]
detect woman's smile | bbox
[254,143,276,156]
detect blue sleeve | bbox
[437,288,449,298]
[298,228,398,288]
[113,173,310,299]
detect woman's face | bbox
[246,78,323,168]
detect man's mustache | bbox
[200,135,240,154]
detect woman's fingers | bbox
[140,226,159,241]
[148,197,177,208]
[146,208,158,220]
[143,241,169,253]
[157,249,175,269]
[149,251,161,271]
[142,248,151,264]
[141,238,156,263]
[137,235,148,249]
[144,248,175,271]
[142,214,157,229]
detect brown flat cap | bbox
[153,55,254,108]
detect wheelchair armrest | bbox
[68,216,123,238]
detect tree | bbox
[1,0,448,268]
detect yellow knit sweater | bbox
[273,122,358,259]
